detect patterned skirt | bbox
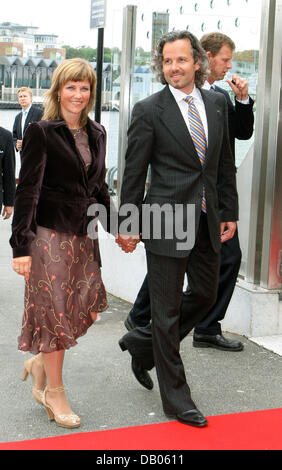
[18,226,108,354]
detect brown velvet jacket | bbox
[10,118,113,262]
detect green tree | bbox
[63,45,113,63]
[233,50,259,64]
[63,45,96,61]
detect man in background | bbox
[191,32,254,350]
[12,87,43,153]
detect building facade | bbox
[0,22,66,60]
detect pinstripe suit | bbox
[119,85,238,414]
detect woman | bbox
[10,58,114,429]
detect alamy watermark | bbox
[87,202,196,251]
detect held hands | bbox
[226,74,249,101]
[2,206,13,220]
[220,222,237,243]
[16,140,23,151]
[116,223,237,250]
[12,256,32,281]
[115,234,141,253]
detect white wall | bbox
[99,226,147,304]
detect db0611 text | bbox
[139,454,184,465]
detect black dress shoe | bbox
[119,339,154,390]
[166,409,208,427]
[193,333,244,351]
[124,314,138,331]
[131,358,154,390]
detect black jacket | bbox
[12,105,43,150]
[213,86,254,162]
[10,118,113,261]
[119,86,238,257]
[0,127,16,208]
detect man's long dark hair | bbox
[151,30,209,88]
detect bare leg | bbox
[30,353,46,390]
[42,350,73,416]
[91,311,99,322]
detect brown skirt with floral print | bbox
[18,226,108,354]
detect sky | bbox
[2,0,262,51]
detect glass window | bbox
[112,0,262,168]
[90,0,262,174]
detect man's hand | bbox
[220,222,237,243]
[2,206,13,220]
[226,74,249,101]
[12,256,32,281]
[16,139,23,151]
[115,234,140,253]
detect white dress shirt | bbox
[21,105,31,138]
[169,84,209,144]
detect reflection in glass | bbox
[103,0,261,170]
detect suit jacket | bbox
[119,85,238,257]
[10,118,112,260]
[0,127,16,207]
[214,85,254,161]
[12,105,43,150]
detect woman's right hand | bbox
[12,256,32,281]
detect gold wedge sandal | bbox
[42,386,81,429]
[21,354,46,405]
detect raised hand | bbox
[226,74,249,101]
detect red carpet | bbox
[0,409,281,450]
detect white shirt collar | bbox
[169,84,202,103]
[202,80,216,91]
[22,105,31,115]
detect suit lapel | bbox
[157,86,201,166]
[18,113,23,138]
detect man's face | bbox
[208,44,233,82]
[18,91,32,110]
[162,39,200,95]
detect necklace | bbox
[71,128,83,138]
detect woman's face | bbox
[59,79,91,123]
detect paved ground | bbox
[0,218,281,444]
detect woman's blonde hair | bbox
[43,58,96,127]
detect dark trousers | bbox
[129,275,151,326]
[123,214,220,414]
[130,229,242,335]
[194,229,241,334]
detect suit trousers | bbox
[194,229,241,335]
[129,275,151,326]
[123,214,220,414]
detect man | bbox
[0,127,16,219]
[12,87,43,153]
[116,31,238,427]
[124,32,254,352]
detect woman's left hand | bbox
[12,256,32,281]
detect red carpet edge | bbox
[0,408,281,450]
